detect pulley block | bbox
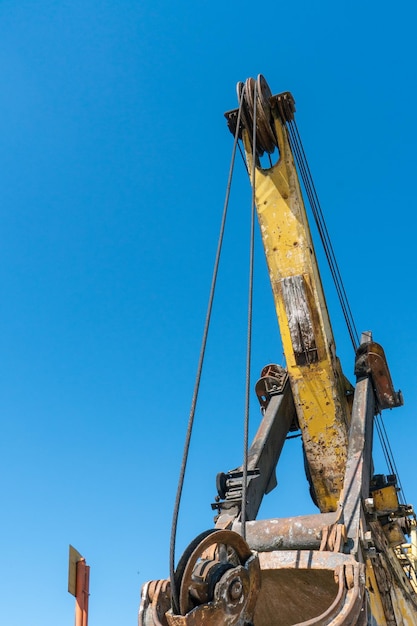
[169,529,260,626]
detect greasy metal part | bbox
[226,75,280,157]
[163,530,260,626]
[355,340,403,410]
[139,580,171,626]
[224,83,295,154]
[177,531,253,614]
[241,76,272,157]
[255,363,288,412]
[232,512,338,552]
[255,75,277,154]
[229,75,352,513]
[213,378,296,527]
[272,91,296,124]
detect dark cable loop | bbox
[169,88,245,613]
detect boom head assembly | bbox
[139,76,417,626]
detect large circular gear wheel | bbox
[238,75,278,157]
[174,529,252,615]
[256,74,277,154]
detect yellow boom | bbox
[235,81,352,512]
[138,76,416,626]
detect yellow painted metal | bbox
[366,547,417,625]
[411,523,417,590]
[242,112,352,512]
[365,558,388,626]
[389,576,417,624]
[373,485,400,514]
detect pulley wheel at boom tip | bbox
[256,74,278,154]
[243,77,264,157]
[236,80,255,153]
[237,75,278,157]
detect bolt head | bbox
[229,579,243,600]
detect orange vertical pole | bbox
[75,558,90,626]
[83,563,90,626]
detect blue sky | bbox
[1,1,416,624]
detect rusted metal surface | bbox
[319,522,347,553]
[232,513,338,552]
[255,364,288,413]
[339,333,375,557]
[355,340,403,410]
[159,531,260,626]
[68,547,90,626]
[75,558,90,626]
[176,531,253,615]
[273,91,296,124]
[141,552,367,626]
[213,378,296,527]
[369,520,417,616]
[139,76,417,626]
[227,75,353,512]
[232,75,278,157]
[224,81,295,148]
[139,580,171,626]
[254,551,365,626]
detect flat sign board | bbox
[68,545,83,596]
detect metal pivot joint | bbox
[139,531,260,626]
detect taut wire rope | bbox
[169,88,245,614]
[285,115,407,511]
[286,119,360,350]
[375,412,407,505]
[241,80,258,539]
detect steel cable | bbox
[375,413,407,505]
[169,89,245,614]
[241,80,258,539]
[286,119,360,350]
[286,117,409,514]
[287,124,357,348]
[286,118,409,510]
[285,119,412,514]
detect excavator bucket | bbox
[234,519,366,626]
[255,553,365,626]
[138,524,366,626]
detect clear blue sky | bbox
[1,2,416,624]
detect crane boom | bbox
[139,76,417,626]
[230,81,352,512]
